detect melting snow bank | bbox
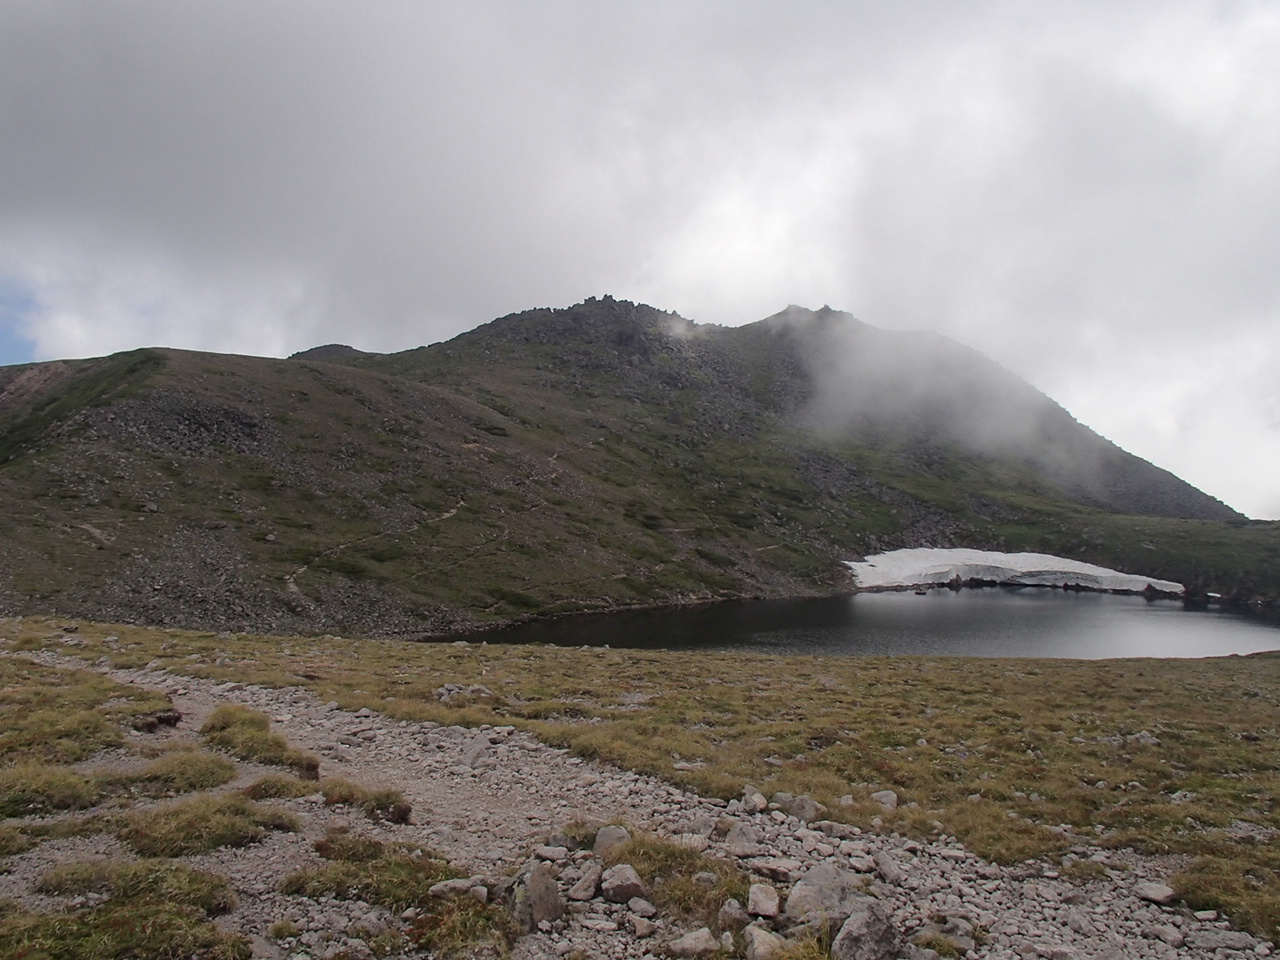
[847,547,1184,596]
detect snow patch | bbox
[846,548,1183,595]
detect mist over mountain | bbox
[0,297,1273,636]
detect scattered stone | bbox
[567,861,602,901]
[784,864,868,927]
[830,897,899,960]
[1133,881,1177,905]
[667,927,719,957]
[593,824,632,858]
[743,924,787,960]
[718,898,750,931]
[747,883,779,917]
[873,850,906,886]
[628,896,657,918]
[600,863,646,903]
[869,789,899,811]
[509,861,564,932]
[632,916,658,938]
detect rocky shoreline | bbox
[2,649,1275,960]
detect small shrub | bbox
[0,763,99,817]
[410,894,516,959]
[117,793,297,857]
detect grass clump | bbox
[130,749,237,794]
[1176,851,1280,942]
[0,762,99,817]
[281,843,452,911]
[0,657,172,765]
[1,860,246,960]
[200,704,320,779]
[285,831,516,959]
[319,776,412,823]
[35,859,237,915]
[116,793,297,857]
[242,773,316,800]
[0,824,35,856]
[604,833,748,927]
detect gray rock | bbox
[632,915,658,938]
[873,850,906,886]
[786,795,828,822]
[1133,881,1176,905]
[743,924,787,960]
[869,789,898,811]
[829,897,899,960]
[725,821,763,857]
[668,927,720,957]
[601,863,647,902]
[747,883,779,918]
[567,861,602,901]
[628,896,657,918]
[1143,925,1185,947]
[509,861,564,932]
[717,898,750,931]
[784,864,867,927]
[1184,929,1257,951]
[593,824,631,858]
[742,789,769,813]
[461,734,490,768]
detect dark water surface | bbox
[467,588,1280,658]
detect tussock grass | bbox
[318,776,412,823]
[35,859,237,915]
[116,793,297,857]
[410,895,517,960]
[0,657,172,764]
[1,859,247,960]
[10,616,1280,940]
[0,824,35,856]
[281,843,452,911]
[129,748,237,793]
[199,704,320,778]
[0,762,99,817]
[241,773,316,800]
[605,833,748,928]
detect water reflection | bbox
[464,588,1280,659]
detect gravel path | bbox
[4,653,1276,960]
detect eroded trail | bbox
[4,652,1271,960]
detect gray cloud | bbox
[1,0,1278,516]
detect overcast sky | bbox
[2,1,1278,518]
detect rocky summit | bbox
[1,297,1276,635]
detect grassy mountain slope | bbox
[0,298,1276,635]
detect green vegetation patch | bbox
[116,793,297,857]
[283,832,513,958]
[12,617,1280,940]
[0,657,173,765]
[317,776,412,823]
[0,763,99,818]
[0,859,246,960]
[199,704,320,778]
[605,833,749,928]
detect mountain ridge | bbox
[0,297,1275,636]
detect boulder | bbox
[869,789,898,811]
[567,860,602,901]
[784,864,868,927]
[873,851,906,886]
[508,861,564,932]
[668,927,720,957]
[830,897,899,960]
[601,863,647,902]
[743,924,788,960]
[725,821,763,857]
[593,824,631,858]
[1133,881,1176,905]
[747,883,780,918]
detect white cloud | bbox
[1,0,1277,515]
